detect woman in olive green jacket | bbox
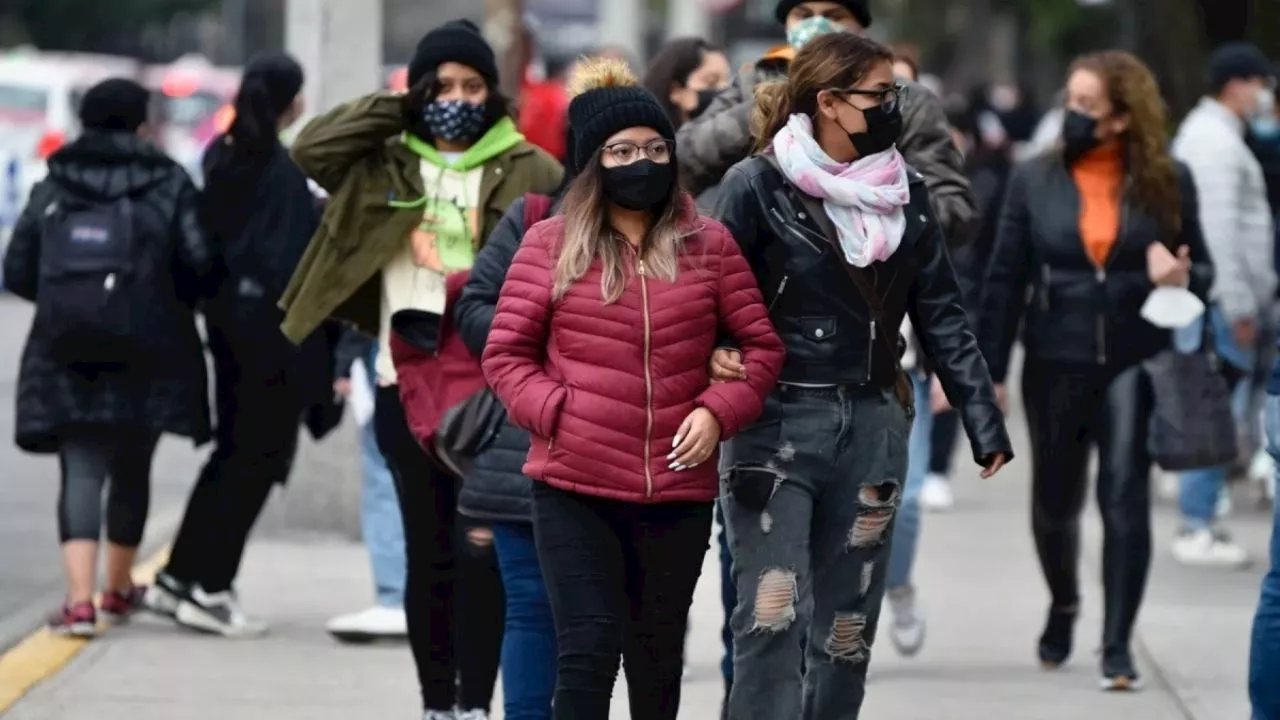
[282,20,561,720]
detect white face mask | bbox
[1256,86,1276,118]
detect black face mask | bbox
[1062,109,1102,164]
[602,159,673,211]
[847,100,903,157]
[691,88,719,120]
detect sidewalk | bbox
[3,459,1269,719]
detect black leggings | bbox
[57,427,160,545]
[164,326,303,595]
[1022,360,1153,658]
[374,385,504,714]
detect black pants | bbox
[165,339,302,594]
[1022,360,1153,659]
[57,427,160,545]
[374,385,504,713]
[532,481,711,720]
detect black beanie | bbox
[1207,42,1275,91]
[774,0,871,28]
[568,58,675,172]
[79,78,150,133]
[408,19,498,88]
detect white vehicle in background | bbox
[144,55,241,185]
[0,48,142,240]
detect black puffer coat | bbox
[3,132,214,453]
[453,194,553,523]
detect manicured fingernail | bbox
[688,462,699,469]
[667,451,677,460]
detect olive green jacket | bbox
[280,92,563,343]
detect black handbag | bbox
[1144,316,1237,471]
[433,388,508,478]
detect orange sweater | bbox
[1071,141,1125,268]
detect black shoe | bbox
[175,585,268,638]
[1100,652,1143,691]
[1037,605,1077,669]
[142,570,189,618]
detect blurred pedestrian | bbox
[451,124,577,720]
[3,78,214,636]
[711,32,1011,719]
[325,330,408,643]
[643,37,733,132]
[145,52,343,638]
[280,18,562,720]
[980,50,1213,689]
[1252,354,1280,719]
[519,54,572,163]
[481,57,784,720]
[677,0,974,250]
[1171,41,1278,568]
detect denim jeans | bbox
[1250,394,1280,720]
[1177,308,1252,528]
[722,384,910,720]
[492,522,556,720]
[887,371,932,591]
[360,346,405,608]
[717,501,736,684]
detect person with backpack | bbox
[141,53,342,638]
[2,78,214,637]
[279,19,562,719]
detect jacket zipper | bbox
[867,319,876,383]
[638,257,655,499]
[1094,180,1131,365]
[767,275,789,312]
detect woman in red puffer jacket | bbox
[481,57,783,719]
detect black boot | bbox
[1037,605,1078,669]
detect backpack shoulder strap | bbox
[523,193,554,230]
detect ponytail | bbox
[228,76,278,153]
[751,79,792,154]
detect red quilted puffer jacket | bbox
[481,197,785,503]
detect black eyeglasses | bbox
[837,83,903,109]
[602,139,674,165]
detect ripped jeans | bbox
[722,384,909,720]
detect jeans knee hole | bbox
[752,568,797,632]
[824,612,868,663]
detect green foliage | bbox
[5,0,218,53]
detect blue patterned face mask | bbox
[786,15,843,51]
[423,99,487,143]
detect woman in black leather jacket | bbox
[979,50,1212,690]
[710,32,1011,720]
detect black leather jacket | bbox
[979,153,1214,383]
[713,155,1012,464]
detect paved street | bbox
[0,295,363,656]
[0,359,1271,718]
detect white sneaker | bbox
[1215,487,1233,518]
[455,711,488,720]
[887,586,926,657]
[919,474,954,512]
[1170,528,1250,568]
[175,586,269,638]
[326,605,407,643]
[422,712,456,720]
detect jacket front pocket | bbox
[798,316,838,343]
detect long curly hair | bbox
[1068,51,1181,236]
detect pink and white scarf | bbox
[772,113,910,267]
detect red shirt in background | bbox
[518,77,569,163]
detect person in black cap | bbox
[3,77,214,637]
[1171,41,1278,571]
[144,53,343,640]
[283,17,562,720]
[480,56,783,720]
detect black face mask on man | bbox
[602,159,673,211]
[1061,109,1103,164]
[846,99,903,157]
